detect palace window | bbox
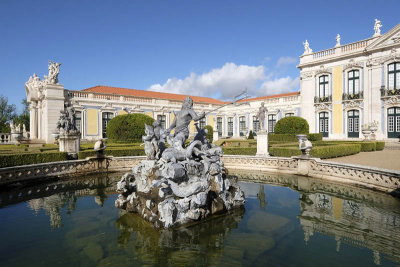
[239,116,246,136]
[388,62,400,90]
[102,112,114,138]
[228,117,233,137]
[319,75,329,98]
[76,111,82,136]
[157,115,166,129]
[199,117,206,129]
[252,116,259,135]
[217,117,222,137]
[268,114,276,133]
[285,113,294,117]
[348,70,360,95]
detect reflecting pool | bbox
[0,172,399,266]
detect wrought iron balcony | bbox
[342,91,363,101]
[380,87,400,97]
[314,95,332,103]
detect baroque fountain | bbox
[115,96,245,228]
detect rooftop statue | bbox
[335,34,341,47]
[373,19,382,37]
[45,61,62,84]
[302,40,313,55]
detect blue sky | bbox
[0,0,399,111]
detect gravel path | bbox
[327,150,400,171]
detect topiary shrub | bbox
[274,116,309,134]
[106,113,154,142]
[248,130,254,139]
[204,125,213,143]
[376,141,385,151]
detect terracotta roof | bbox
[237,91,300,103]
[82,85,227,105]
[81,85,299,105]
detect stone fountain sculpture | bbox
[54,103,80,157]
[115,96,245,228]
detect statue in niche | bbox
[302,40,313,55]
[374,19,382,37]
[257,102,268,131]
[45,61,62,84]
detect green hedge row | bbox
[268,133,323,142]
[269,144,361,159]
[222,147,257,155]
[376,141,385,151]
[0,152,69,168]
[78,148,145,159]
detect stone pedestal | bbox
[213,130,219,142]
[256,131,269,157]
[59,133,80,156]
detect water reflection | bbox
[232,170,400,265]
[115,208,244,266]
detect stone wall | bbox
[0,155,399,196]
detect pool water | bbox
[0,172,399,266]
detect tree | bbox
[106,113,154,142]
[14,98,30,131]
[0,95,17,133]
[204,125,213,143]
[274,116,309,134]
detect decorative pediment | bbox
[343,59,363,70]
[300,71,313,79]
[100,102,115,112]
[384,96,400,107]
[367,48,400,66]
[315,103,332,111]
[315,65,331,75]
[366,24,400,50]
[343,100,363,110]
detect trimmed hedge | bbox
[307,133,323,141]
[204,125,213,143]
[359,142,376,152]
[106,113,154,142]
[223,147,257,155]
[0,152,68,168]
[274,116,309,134]
[376,141,385,151]
[78,148,145,159]
[269,144,361,159]
[269,133,322,143]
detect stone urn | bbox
[296,135,313,158]
[369,122,378,141]
[11,132,23,143]
[361,129,371,141]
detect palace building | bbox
[25,19,400,144]
[298,20,400,140]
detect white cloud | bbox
[148,60,299,100]
[148,62,265,100]
[276,56,297,68]
[258,76,300,95]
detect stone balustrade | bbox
[0,133,11,144]
[0,155,399,195]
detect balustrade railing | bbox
[340,39,368,53]
[380,87,400,97]
[314,95,332,103]
[342,91,364,101]
[313,48,335,59]
[0,133,11,144]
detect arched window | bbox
[347,110,359,138]
[319,112,329,137]
[102,112,114,138]
[388,62,400,90]
[348,70,360,95]
[228,117,233,137]
[268,114,276,133]
[239,116,246,136]
[217,117,222,137]
[252,116,259,135]
[388,107,400,138]
[319,75,329,98]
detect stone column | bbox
[29,102,38,139]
